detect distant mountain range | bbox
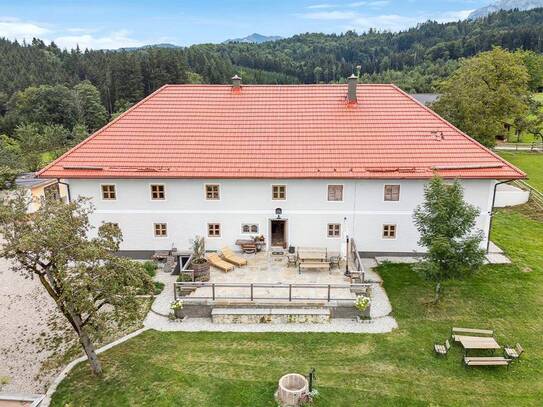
[468,0,543,19]
[223,33,283,44]
[116,34,282,51]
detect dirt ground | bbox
[0,254,60,394]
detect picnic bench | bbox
[452,327,494,340]
[297,248,330,273]
[298,262,331,273]
[464,356,512,367]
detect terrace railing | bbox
[349,237,365,282]
[173,282,371,303]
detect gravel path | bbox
[0,255,61,394]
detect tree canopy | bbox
[432,47,532,147]
[413,177,486,302]
[0,194,154,375]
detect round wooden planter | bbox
[191,260,210,282]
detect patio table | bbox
[456,335,501,355]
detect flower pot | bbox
[191,260,210,282]
[174,308,185,319]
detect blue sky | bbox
[0,0,489,49]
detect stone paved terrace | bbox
[184,251,359,302]
[144,252,396,333]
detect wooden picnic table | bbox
[235,239,266,252]
[456,335,501,355]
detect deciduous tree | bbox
[432,47,531,147]
[0,194,154,375]
[413,177,486,303]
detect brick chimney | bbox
[347,74,358,104]
[231,74,242,92]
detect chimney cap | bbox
[231,74,242,81]
[348,73,358,80]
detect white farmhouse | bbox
[37,76,525,258]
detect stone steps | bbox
[211,307,330,324]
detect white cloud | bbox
[434,9,475,22]
[54,30,145,50]
[301,6,478,32]
[0,17,50,40]
[303,11,358,20]
[350,14,419,31]
[307,3,336,9]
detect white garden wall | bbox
[494,184,530,207]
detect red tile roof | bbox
[38,84,525,180]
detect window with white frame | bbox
[241,224,259,234]
[382,224,396,239]
[384,185,400,201]
[272,185,286,200]
[151,184,165,200]
[327,185,343,201]
[205,184,220,200]
[327,223,341,238]
[101,184,116,200]
[154,223,167,237]
[208,223,221,237]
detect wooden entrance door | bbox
[270,220,287,247]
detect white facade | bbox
[66,178,496,256]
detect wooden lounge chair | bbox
[504,343,524,360]
[221,247,247,267]
[434,339,451,357]
[464,356,512,368]
[207,253,234,272]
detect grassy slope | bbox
[51,207,543,407]
[498,151,543,191]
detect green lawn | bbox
[498,151,543,191]
[501,93,543,143]
[51,209,543,406]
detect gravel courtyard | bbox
[0,254,61,394]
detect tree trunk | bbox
[433,282,442,305]
[79,330,102,375]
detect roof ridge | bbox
[390,84,526,179]
[37,85,170,178]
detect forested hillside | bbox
[0,7,542,186]
[1,7,542,113]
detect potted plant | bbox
[354,295,371,322]
[189,236,210,281]
[170,299,184,319]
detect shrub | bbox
[177,273,193,282]
[143,260,158,277]
[154,281,165,295]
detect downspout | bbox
[56,178,71,203]
[486,179,514,253]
